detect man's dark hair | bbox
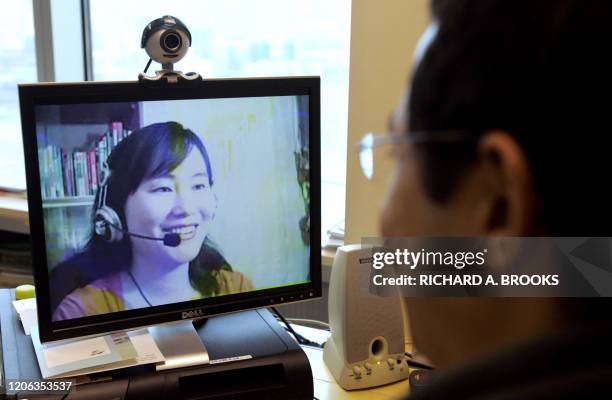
[409,0,612,236]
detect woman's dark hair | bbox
[409,0,612,236]
[91,121,230,297]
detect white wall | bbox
[343,0,431,341]
[344,0,430,244]
[140,97,310,288]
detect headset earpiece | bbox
[94,206,124,242]
[94,163,124,242]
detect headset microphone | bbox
[161,233,181,247]
[103,220,182,247]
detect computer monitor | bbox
[19,77,321,347]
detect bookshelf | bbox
[42,196,95,209]
[39,122,134,200]
[36,102,142,269]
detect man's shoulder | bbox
[409,324,612,399]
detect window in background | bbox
[89,0,351,237]
[0,2,37,190]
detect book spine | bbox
[55,146,64,198]
[71,153,78,197]
[112,124,118,147]
[97,136,106,173]
[49,146,55,198]
[46,145,54,198]
[106,130,112,154]
[38,148,47,199]
[83,153,90,196]
[81,153,87,197]
[74,153,83,197]
[60,149,67,196]
[65,150,74,197]
[86,151,92,195]
[73,153,79,197]
[88,151,97,195]
[112,122,124,144]
[61,149,69,197]
[71,153,77,198]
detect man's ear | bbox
[477,131,536,235]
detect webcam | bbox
[139,16,201,84]
[141,15,191,65]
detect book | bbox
[88,151,98,195]
[76,152,88,197]
[97,136,107,173]
[112,121,123,144]
[53,146,64,198]
[61,149,72,197]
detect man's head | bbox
[380,0,612,366]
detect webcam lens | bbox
[163,32,181,52]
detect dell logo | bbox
[182,309,204,319]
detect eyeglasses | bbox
[358,130,478,180]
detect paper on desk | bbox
[22,296,165,378]
[128,328,165,364]
[32,328,139,379]
[12,297,36,313]
[44,336,111,368]
[31,326,165,379]
[12,298,38,335]
[11,298,164,368]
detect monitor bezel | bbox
[19,77,322,343]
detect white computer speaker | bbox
[323,244,410,390]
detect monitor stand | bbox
[148,320,209,371]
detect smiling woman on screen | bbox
[52,121,252,321]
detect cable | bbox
[286,318,330,330]
[270,307,323,348]
[143,58,153,73]
[271,307,321,347]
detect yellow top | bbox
[52,270,253,321]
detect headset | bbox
[93,162,181,247]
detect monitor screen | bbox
[19,78,321,342]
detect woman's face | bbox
[124,148,216,267]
